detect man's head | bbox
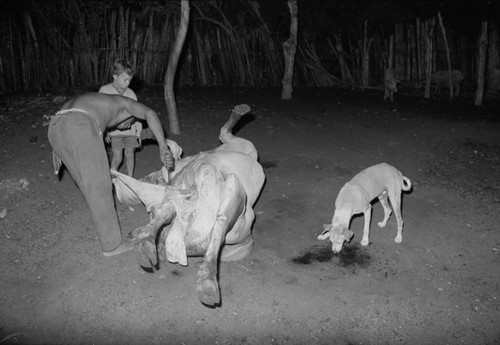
[112,60,135,93]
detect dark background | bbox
[0,0,498,95]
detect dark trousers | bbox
[48,113,122,252]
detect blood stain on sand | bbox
[291,244,370,268]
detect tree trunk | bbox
[438,12,454,98]
[360,20,373,87]
[486,22,500,98]
[195,30,208,86]
[388,35,394,69]
[164,0,190,135]
[415,17,421,81]
[328,35,354,84]
[475,21,488,106]
[424,17,435,99]
[281,0,298,100]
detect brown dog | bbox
[318,163,412,253]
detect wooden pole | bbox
[438,12,454,98]
[416,17,421,83]
[387,35,394,70]
[329,34,354,84]
[164,0,190,135]
[281,0,298,100]
[475,21,488,106]
[360,20,373,87]
[195,30,208,86]
[424,17,435,98]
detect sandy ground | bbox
[1,87,499,345]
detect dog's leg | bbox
[388,190,404,243]
[377,192,392,228]
[360,206,372,246]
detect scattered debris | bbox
[19,178,29,189]
[1,178,30,195]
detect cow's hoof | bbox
[135,240,158,267]
[197,279,220,306]
[135,243,152,268]
[235,104,250,115]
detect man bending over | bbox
[48,92,174,257]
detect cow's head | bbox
[317,223,354,254]
[166,138,183,161]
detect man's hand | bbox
[160,146,174,170]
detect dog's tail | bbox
[402,176,412,192]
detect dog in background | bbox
[384,68,399,102]
[318,163,412,253]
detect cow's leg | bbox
[219,104,251,144]
[220,208,254,262]
[197,174,246,306]
[130,201,176,267]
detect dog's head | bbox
[317,223,354,254]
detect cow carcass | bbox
[111,104,265,306]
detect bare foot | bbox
[102,238,135,257]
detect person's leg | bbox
[48,115,124,253]
[110,139,124,172]
[124,147,135,177]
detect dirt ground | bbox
[1,86,499,345]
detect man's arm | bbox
[128,101,173,169]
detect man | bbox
[48,92,174,257]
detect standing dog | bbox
[318,163,411,253]
[384,68,399,102]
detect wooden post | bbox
[281,0,298,100]
[416,18,421,83]
[388,35,394,70]
[475,21,488,106]
[438,12,454,98]
[328,35,354,84]
[360,20,374,87]
[164,0,190,135]
[486,22,500,98]
[424,17,435,98]
[195,30,208,86]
